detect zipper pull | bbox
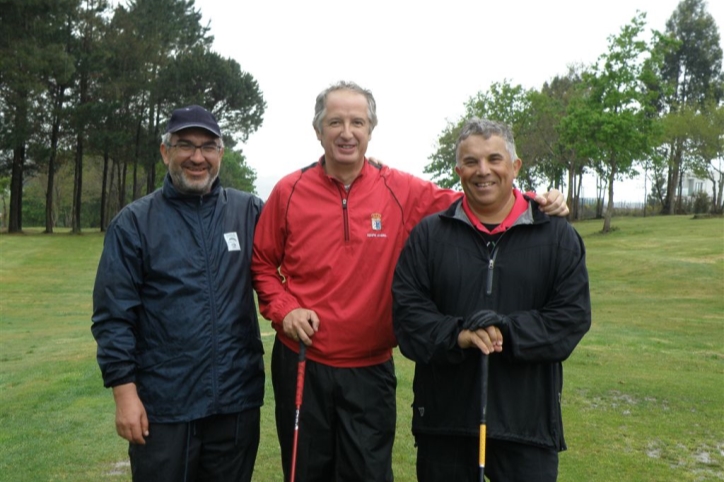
[486,258,495,295]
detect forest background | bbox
[0,0,722,235]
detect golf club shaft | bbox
[290,342,307,482]
[479,354,489,482]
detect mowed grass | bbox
[0,215,722,481]
[558,216,724,482]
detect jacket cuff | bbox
[273,298,303,324]
[106,375,135,389]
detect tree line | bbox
[424,0,723,232]
[0,0,266,233]
[2,0,722,235]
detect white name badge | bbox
[224,232,241,251]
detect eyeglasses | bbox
[169,141,222,157]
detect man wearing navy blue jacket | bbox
[92,105,264,482]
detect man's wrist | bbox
[112,382,137,400]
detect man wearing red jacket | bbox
[251,81,568,482]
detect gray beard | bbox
[170,170,217,196]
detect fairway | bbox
[1,215,722,481]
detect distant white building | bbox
[575,164,720,205]
[680,172,715,199]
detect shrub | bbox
[693,191,711,214]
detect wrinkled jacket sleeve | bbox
[91,214,143,388]
[251,182,301,325]
[390,169,462,230]
[392,221,467,365]
[504,221,591,363]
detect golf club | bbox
[290,341,307,482]
[479,353,489,482]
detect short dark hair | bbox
[455,118,518,165]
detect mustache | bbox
[180,160,212,169]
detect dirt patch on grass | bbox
[106,460,130,477]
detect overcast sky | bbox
[192,0,724,201]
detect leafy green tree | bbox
[42,2,82,233]
[561,12,663,233]
[660,104,705,213]
[219,150,257,194]
[156,47,267,150]
[658,0,723,213]
[121,0,211,193]
[2,0,266,232]
[524,69,588,219]
[424,119,463,189]
[644,157,669,212]
[95,3,265,228]
[0,0,80,232]
[688,101,724,212]
[424,81,532,189]
[89,2,162,227]
[68,0,115,233]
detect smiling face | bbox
[315,89,371,170]
[160,128,223,195]
[455,133,522,222]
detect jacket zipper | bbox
[465,201,533,297]
[484,234,505,295]
[336,181,351,242]
[486,255,496,295]
[196,196,220,409]
[342,197,350,241]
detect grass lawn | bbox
[1,215,722,481]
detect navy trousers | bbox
[128,409,260,482]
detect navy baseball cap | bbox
[166,105,221,138]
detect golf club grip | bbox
[295,342,307,406]
[295,360,306,405]
[479,354,489,478]
[480,354,488,424]
[479,423,486,467]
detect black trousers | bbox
[128,409,260,482]
[415,434,558,482]
[272,337,396,482]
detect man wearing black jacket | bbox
[392,118,591,482]
[92,105,264,482]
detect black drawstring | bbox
[183,421,192,482]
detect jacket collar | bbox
[442,189,546,232]
[316,156,375,188]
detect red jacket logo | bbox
[371,213,382,231]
